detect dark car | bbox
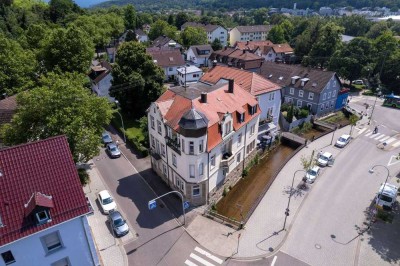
[108,211,129,237]
[106,143,121,158]
[102,132,113,145]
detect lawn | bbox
[112,113,144,142]
[320,112,350,126]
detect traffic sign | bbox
[183,201,190,210]
[148,200,157,210]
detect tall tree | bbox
[211,38,223,51]
[148,19,177,40]
[338,15,371,36]
[175,12,189,29]
[294,20,322,57]
[1,72,114,163]
[49,0,77,23]
[267,25,286,43]
[124,4,137,30]
[366,21,389,39]
[252,8,268,25]
[110,42,164,118]
[280,19,294,42]
[181,26,207,47]
[0,33,37,96]
[42,26,94,74]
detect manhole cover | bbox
[315,244,321,249]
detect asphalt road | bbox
[280,99,400,266]
[93,149,186,266]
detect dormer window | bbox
[300,78,310,87]
[238,112,245,123]
[36,210,50,225]
[24,192,54,226]
[249,105,257,115]
[291,76,300,84]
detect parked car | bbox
[375,183,398,210]
[352,80,364,85]
[317,152,333,167]
[335,134,351,148]
[305,166,321,183]
[98,190,117,214]
[102,132,113,145]
[106,143,121,158]
[108,210,129,237]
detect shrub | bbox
[281,103,291,112]
[253,154,259,165]
[287,104,294,123]
[298,109,309,118]
[302,121,313,132]
[222,186,229,197]
[242,168,249,177]
[78,168,90,185]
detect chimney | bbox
[228,79,234,93]
[213,60,217,67]
[246,40,249,45]
[201,92,207,103]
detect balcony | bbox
[166,138,181,155]
[220,152,235,168]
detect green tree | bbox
[175,12,189,29]
[1,72,114,163]
[181,26,207,47]
[0,33,37,96]
[125,29,137,42]
[366,21,389,39]
[148,19,177,40]
[280,19,294,42]
[349,114,358,136]
[42,26,94,73]
[267,25,286,43]
[49,0,77,23]
[24,24,48,51]
[338,15,371,36]
[124,4,137,30]
[110,42,164,118]
[287,104,294,123]
[167,14,174,25]
[211,38,223,51]
[253,8,268,25]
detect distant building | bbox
[176,65,203,86]
[341,34,356,43]
[147,49,185,81]
[319,7,333,16]
[186,45,213,67]
[135,29,148,43]
[233,40,274,52]
[229,25,272,45]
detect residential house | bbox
[186,45,213,67]
[229,25,272,45]
[135,29,148,43]
[0,136,99,266]
[88,61,114,102]
[200,65,281,126]
[177,65,203,86]
[148,81,260,206]
[150,36,182,49]
[147,49,185,81]
[181,22,228,46]
[209,47,264,71]
[260,62,344,116]
[233,40,274,52]
[255,43,294,62]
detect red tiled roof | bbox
[24,192,55,217]
[234,40,274,51]
[0,136,88,246]
[200,65,281,96]
[271,43,294,54]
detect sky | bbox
[43,0,107,8]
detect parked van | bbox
[375,183,398,210]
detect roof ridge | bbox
[0,135,68,152]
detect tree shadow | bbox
[282,182,308,199]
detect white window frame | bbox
[41,231,63,253]
[163,164,167,175]
[323,93,326,100]
[189,164,195,178]
[332,90,336,96]
[51,257,70,266]
[199,163,204,176]
[172,154,177,167]
[308,92,314,100]
[157,121,162,135]
[189,141,194,155]
[199,140,203,153]
[36,210,50,224]
[161,144,166,157]
[181,139,185,153]
[150,116,155,129]
[1,251,15,265]
[299,90,304,97]
[269,92,275,101]
[210,154,216,168]
[250,124,255,135]
[297,100,302,107]
[236,153,241,163]
[192,185,200,197]
[237,133,242,147]
[290,88,294,95]
[328,92,331,99]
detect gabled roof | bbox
[147,49,185,68]
[188,44,214,58]
[200,65,281,96]
[234,40,274,51]
[260,62,338,93]
[0,95,17,126]
[234,25,272,33]
[155,83,260,151]
[88,61,112,84]
[150,36,181,48]
[135,29,147,36]
[0,136,88,246]
[270,43,294,54]
[203,24,220,32]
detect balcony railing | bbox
[166,138,181,155]
[220,152,235,168]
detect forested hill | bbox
[95,0,400,10]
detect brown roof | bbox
[235,25,272,33]
[210,48,264,70]
[0,95,17,125]
[271,43,294,54]
[150,36,181,48]
[200,65,281,96]
[260,62,338,93]
[234,40,274,51]
[155,83,260,151]
[88,61,112,84]
[147,49,185,67]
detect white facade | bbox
[163,66,183,81]
[137,34,148,43]
[207,26,228,47]
[256,90,282,124]
[229,28,268,46]
[187,48,211,67]
[91,73,114,102]
[0,216,98,266]
[177,66,203,86]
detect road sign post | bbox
[148,191,187,225]
[148,200,157,210]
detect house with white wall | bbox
[89,61,114,102]
[148,81,260,206]
[177,65,203,86]
[229,25,272,45]
[147,49,185,81]
[181,23,228,47]
[0,136,99,266]
[186,45,213,67]
[255,43,294,62]
[135,29,148,43]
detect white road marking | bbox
[185,260,198,266]
[374,134,387,140]
[385,138,397,144]
[388,155,400,166]
[194,247,223,264]
[369,133,382,138]
[271,256,278,266]
[190,253,215,266]
[379,136,391,142]
[392,141,400,148]
[365,131,373,137]
[358,128,368,135]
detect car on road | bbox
[317,152,333,167]
[108,210,129,237]
[352,80,364,85]
[335,134,351,148]
[375,183,398,210]
[98,190,117,214]
[305,166,321,183]
[102,132,113,145]
[106,143,121,158]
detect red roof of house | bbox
[0,136,88,246]
[200,65,281,96]
[234,40,274,51]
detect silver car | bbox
[102,132,113,145]
[106,143,121,158]
[108,211,129,237]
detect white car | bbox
[352,80,364,85]
[335,134,351,148]
[317,152,333,167]
[305,166,321,183]
[375,183,398,210]
[98,190,117,214]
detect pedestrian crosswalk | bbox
[185,246,223,266]
[358,128,400,148]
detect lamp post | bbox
[114,100,126,143]
[330,126,337,145]
[283,169,306,231]
[368,88,380,125]
[369,164,390,196]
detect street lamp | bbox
[369,164,390,202]
[114,100,126,143]
[368,88,380,125]
[283,169,306,231]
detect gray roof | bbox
[179,108,209,130]
[189,45,214,58]
[235,25,272,33]
[135,29,147,36]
